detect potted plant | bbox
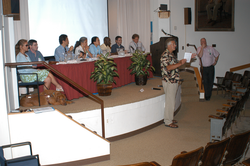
[127,50,155,85]
[90,53,119,96]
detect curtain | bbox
[116,0,150,53]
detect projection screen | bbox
[28,0,108,57]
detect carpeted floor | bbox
[20,72,250,166]
[82,90,250,166]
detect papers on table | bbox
[32,107,55,114]
[184,52,192,63]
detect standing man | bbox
[161,38,196,128]
[54,34,74,61]
[197,38,220,101]
[26,39,45,61]
[128,34,145,53]
[111,36,126,55]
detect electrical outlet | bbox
[182,46,184,50]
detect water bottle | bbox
[86,50,89,58]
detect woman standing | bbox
[16,39,64,91]
[74,37,93,59]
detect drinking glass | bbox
[136,47,142,51]
[117,48,125,56]
[59,53,65,62]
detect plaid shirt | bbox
[160,49,180,83]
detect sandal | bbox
[56,87,64,92]
[172,120,178,124]
[165,123,178,128]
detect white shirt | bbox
[128,41,145,53]
[74,45,84,57]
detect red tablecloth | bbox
[40,55,153,100]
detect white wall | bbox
[149,0,170,44]
[0,1,12,149]
[8,110,110,165]
[169,0,250,78]
[109,0,250,78]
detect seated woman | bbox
[74,37,93,59]
[100,37,111,53]
[89,36,102,57]
[15,39,64,91]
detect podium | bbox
[150,37,178,76]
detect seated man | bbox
[54,34,74,61]
[128,34,145,53]
[26,39,45,61]
[100,37,111,53]
[89,36,102,57]
[206,0,222,25]
[111,36,126,55]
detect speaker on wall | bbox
[159,4,168,11]
[184,8,191,25]
[11,0,20,13]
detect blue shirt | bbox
[54,45,70,61]
[111,43,125,53]
[16,52,37,74]
[89,44,102,57]
[26,50,45,62]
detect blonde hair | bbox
[15,39,27,56]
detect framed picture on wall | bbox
[195,0,235,31]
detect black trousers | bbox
[202,65,215,100]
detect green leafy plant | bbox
[90,53,119,84]
[127,50,155,76]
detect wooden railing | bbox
[230,63,250,72]
[5,61,106,138]
[192,67,204,93]
[187,43,204,91]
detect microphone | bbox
[161,29,176,38]
[130,46,135,51]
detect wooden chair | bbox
[117,161,161,166]
[223,130,250,166]
[201,137,230,166]
[214,71,234,95]
[242,158,250,166]
[171,147,203,166]
[17,72,44,106]
[228,73,242,91]
[243,70,250,79]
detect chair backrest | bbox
[243,70,250,79]
[241,76,250,88]
[201,137,230,166]
[222,105,236,136]
[232,73,242,82]
[0,147,6,165]
[222,71,234,85]
[171,147,203,166]
[223,130,250,165]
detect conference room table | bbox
[40,54,154,100]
